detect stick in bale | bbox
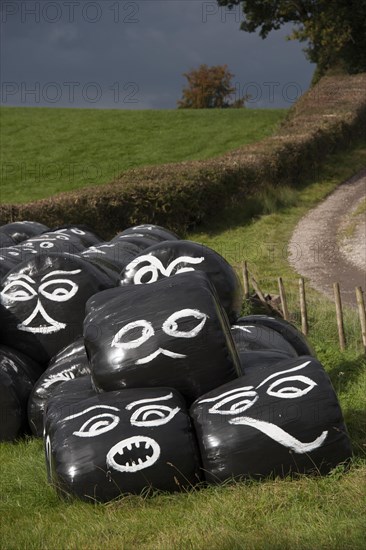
[299,278,308,336]
[333,282,346,351]
[251,276,271,312]
[355,286,366,354]
[242,261,250,299]
[278,277,289,320]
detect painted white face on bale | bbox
[124,255,205,284]
[106,436,160,473]
[111,309,208,365]
[125,392,181,427]
[54,228,86,236]
[63,393,180,473]
[0,269,82,334]
[22,234,72,253]
[198,360,328,454]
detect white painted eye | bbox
[23,246,37,254]
[73,413,120,438]
[40,241,54,249]
[111,320,154,349]
[165,256,205,276]
[162,309,208,338]
[55,235,69,241]
[1,280,37,302]
[128,256,163,284]
[267,375,317,399]
[199,387,258,415]
[130,404,180,427]
[71,228,85,235]
[38,279,79,302]
[134,265,159,284]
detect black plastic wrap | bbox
[119,224,180,242]
[44,386,201,502]
[0,252,116,365]
[28,337,90,436]
[120,240,243,323]
[0,345,42,441]
[191,356,352,483]
[84,271,240,403]
[238,315,316,357]
[0,221,49,244]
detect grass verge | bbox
[1,143,365,549]
[340,197,366,239]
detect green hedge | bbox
[1,74,366,238]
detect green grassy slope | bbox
[1,143,365,550]
[0,107,286,204]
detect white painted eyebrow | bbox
[7,274,36,284]
[63,404,119,421]
[198,386,255,404]
[256,360,312,389]
[41,269,82,281]
[125,392,174,410]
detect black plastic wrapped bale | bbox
[17,233,86,259]
[190,356,352,483]
[110,233,161,251]
[28,337,91,436]
[44,376,96,419]
[119,224,180,242]
[236,349,294,375]
[81,241,142,278]
[0,221,49,244]
[0,252,20,280]
[84,271,240,403]
[0,253,116,366]
[0,246,27,266]
[50,226,103,248]
[0,346,43,441]
[120,240,243,323]
[0,233,16,248]
[44,386,202,502]
[231,323,297,357]
[238,315,316,357]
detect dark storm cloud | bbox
[0,0,314,109]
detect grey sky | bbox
[0,0,315,109]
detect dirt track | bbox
[289,169,366,308]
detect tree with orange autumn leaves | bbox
[178,64,247,109]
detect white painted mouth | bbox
[135,347,186,365]
[106,436,160,473]
[17,299,66,334]
[229,416,328,454]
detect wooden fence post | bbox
[355,286,366,353]
[299,278,308,336]
[278,277,289,320]
[333,282,346,351]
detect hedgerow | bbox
[1,74,365,238]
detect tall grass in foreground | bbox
[1,143,366,549]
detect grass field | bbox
[0,107,286,204]
[1,139,365,549]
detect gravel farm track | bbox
[289,169,366,308]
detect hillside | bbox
[0,107,286,203]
